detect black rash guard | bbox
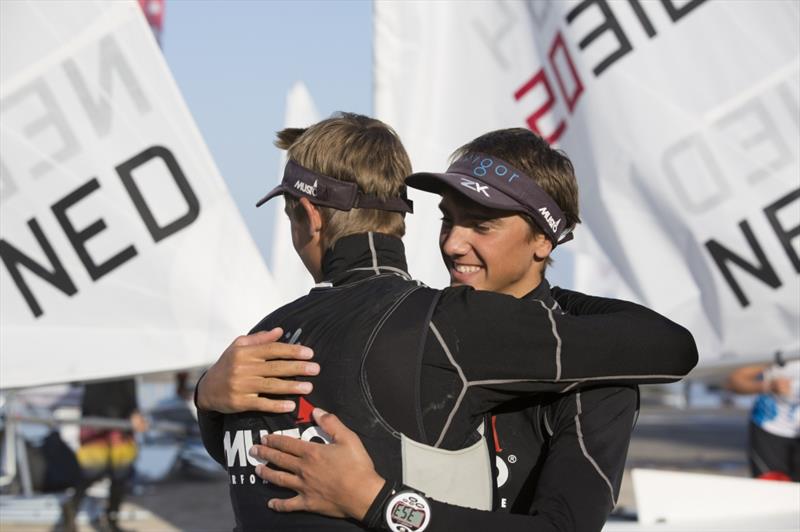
[197,233,696,531]
[400,280,639,532]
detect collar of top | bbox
[523,278,555,306]
[320,232,409,284]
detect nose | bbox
[441,224,470,257]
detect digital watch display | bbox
[384,490,431,532]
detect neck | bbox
[505,270,543,299]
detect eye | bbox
[474,222,492,233]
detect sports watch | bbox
[363,480,432,532]
[384,489,431,532]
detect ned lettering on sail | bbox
[0,34,201,318]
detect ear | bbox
[299,197,322,235]
[532,233,553,261]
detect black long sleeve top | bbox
[197,233,696,531]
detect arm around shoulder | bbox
[552,287,698,382]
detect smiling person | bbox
[196,121,697,532]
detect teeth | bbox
[455,265,481,274]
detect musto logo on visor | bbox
[256,160,413,214]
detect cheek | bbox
[439,227,454,254]
[289,223,300,250]
[489,236,531,271]
[289,219,308,253]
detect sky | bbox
[161,0,374,262]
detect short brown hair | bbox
[275,113,411,250]
[451,128,580,265]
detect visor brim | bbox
[255,184,286,207]
[406,171,526,213]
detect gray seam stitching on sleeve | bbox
[430,321,468,448]
[467,374,684,386]
[543,412,553,437]
[574,392,617,507]
[532,298,561,381]
[561,381,581,393]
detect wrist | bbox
[349,473,386,521]
[195,372,212,411]
[363,481,432,532]
[363,479,400,528]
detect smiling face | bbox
[438,190,552,298]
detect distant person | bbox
[728,355,799,481]
[59,378,147,532]
[175,371,192,402]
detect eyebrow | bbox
[439,201,502,224]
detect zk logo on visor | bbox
[459,178,491,198]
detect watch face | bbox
[385,491,431,532]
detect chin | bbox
[454,280,484,291]
[449,279,464,288]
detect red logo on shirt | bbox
[296,397,315,424]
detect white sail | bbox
[374,0,800,368]
[269,82,320,302]
[0,0,278,389]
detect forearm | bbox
[197,408,226,467]
[727,365,768,394]
[401,499,558,532]
[194,373,227,467]
[440,287,698,387]
[552,288,698,381]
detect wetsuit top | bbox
[402,280,639,532]
[197,232,697,531]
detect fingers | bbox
[260,376,314,395]
[232,329,315,363]
[262,433,316,458]
[237,371,316,397]
[240,336,314,363]
[245,396,296,414]
[251,360,320,379]
[267,495,306,513]
[256,464,303,492]
[233,328,284,347]
[312,408,352,444]
[251,445,301,473]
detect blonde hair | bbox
[276,113,411,250]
